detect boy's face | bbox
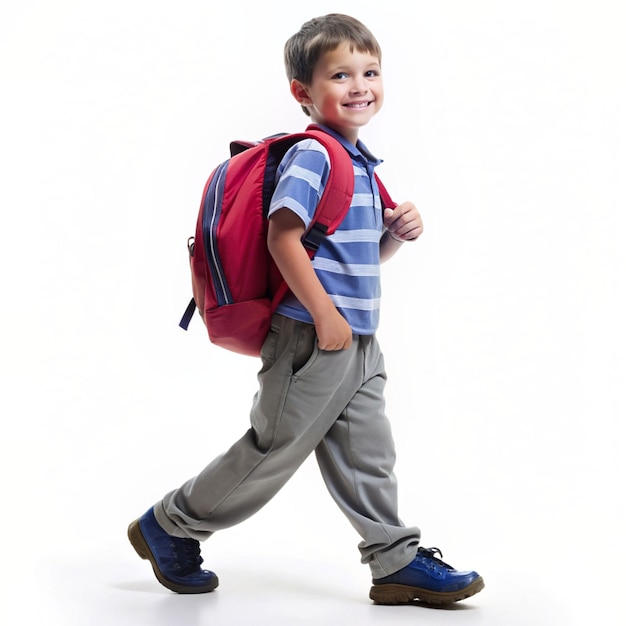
[292,43,383,144]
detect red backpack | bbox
[180,124,394,356]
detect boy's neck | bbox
[310,118,359,145]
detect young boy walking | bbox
[128,13,484,606]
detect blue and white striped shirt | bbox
[268,126,385,335]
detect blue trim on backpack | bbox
[203,160,232,307]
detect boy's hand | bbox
[383,201,423,242]
[313,307,353,351]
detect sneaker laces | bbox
[417,547,455,571]
[172,537,204,575]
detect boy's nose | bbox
[350,78,368,95]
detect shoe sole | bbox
[127,519,219,594]
[369,576,484,605]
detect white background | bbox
[1,1,623,624]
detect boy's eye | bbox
[333,72,349,80]
[365,70,380,78]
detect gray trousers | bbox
[155,314,420,578]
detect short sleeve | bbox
[268,139,331,228]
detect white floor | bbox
[10,546,620,626]
[3,455,622,626]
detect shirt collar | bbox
[307,124,383,168]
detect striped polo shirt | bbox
[268,126,384,335]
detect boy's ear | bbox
[290,79,312,107]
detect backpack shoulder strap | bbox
[266,127,355,309]
[282,126,355,251]
[375,173,395,210]
[300,124,396,213]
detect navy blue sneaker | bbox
[128,508,219,594]
[370,547,484,605]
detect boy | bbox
[128,14,484,605]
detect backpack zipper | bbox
[203,160,233,306]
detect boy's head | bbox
[284,14,382,117]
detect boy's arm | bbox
[267,209,353,350]
[380,201,423,262]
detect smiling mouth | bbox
[344,101,372,109]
